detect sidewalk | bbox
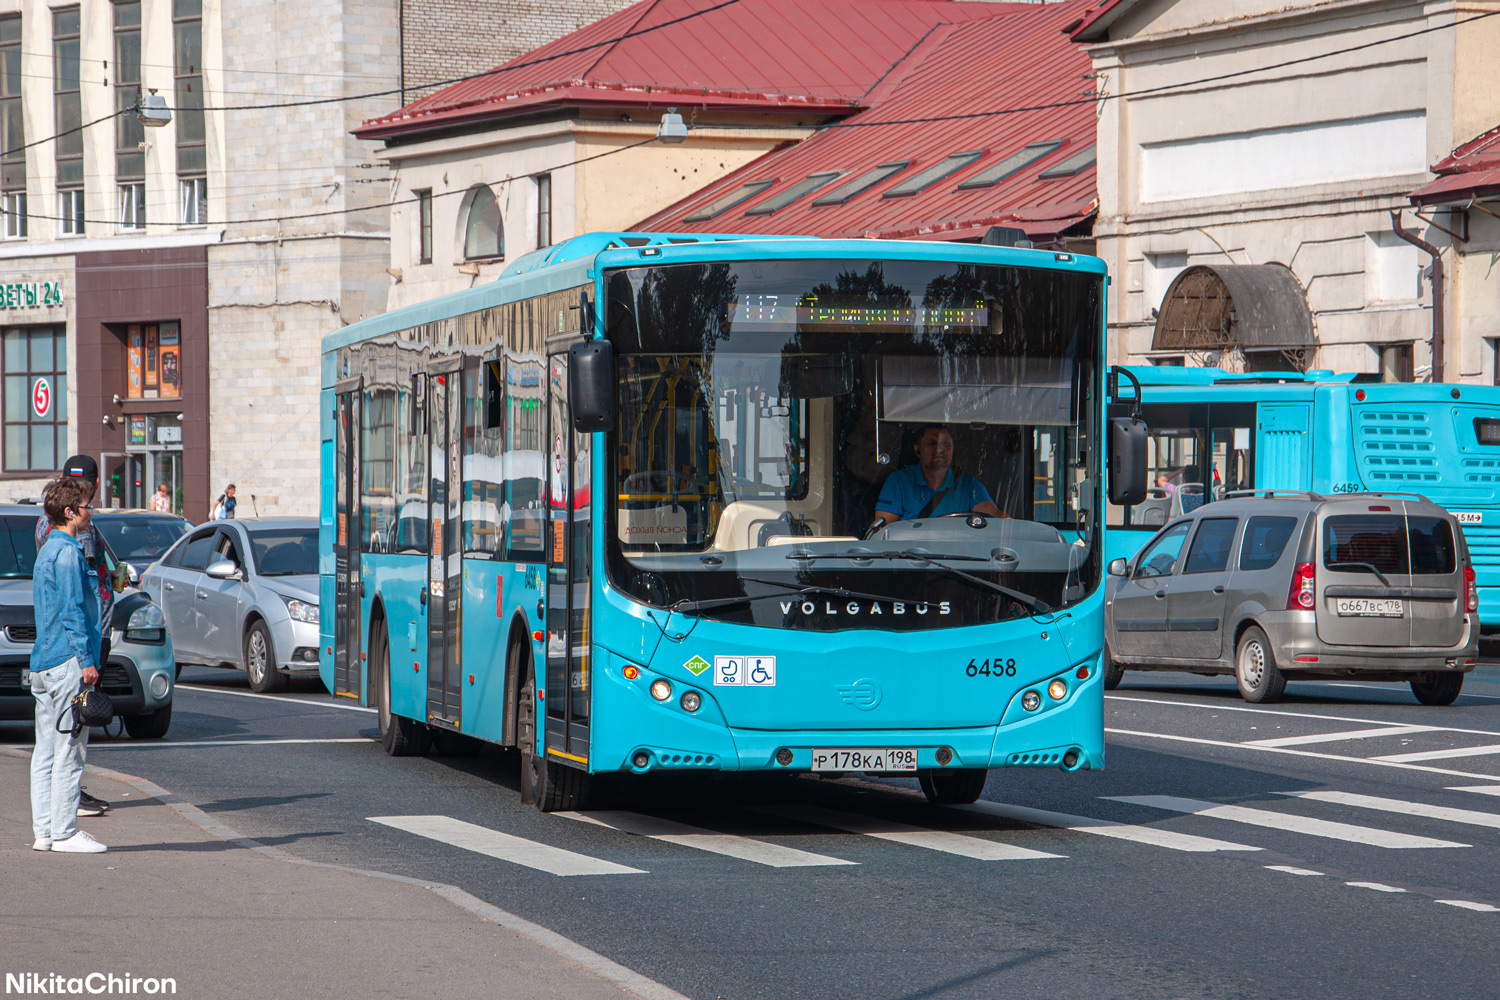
[1,749,684,1000]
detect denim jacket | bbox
[31,530,101,672]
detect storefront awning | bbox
[1152,264,1315,353]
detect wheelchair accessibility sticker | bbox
[714,655,776,687]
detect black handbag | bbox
[57,688,115,736]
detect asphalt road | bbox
[8,663,1500,1000]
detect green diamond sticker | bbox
[683,655,710,676]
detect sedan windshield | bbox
[0,515,37,578]
[249,528,318,576]
[93,515,190,565]
[603,257,1103,631]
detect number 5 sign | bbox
[31,377,51,418]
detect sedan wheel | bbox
[1235,625,1286,703]
[244,620,285,693]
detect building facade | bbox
[1079,0,1500,379]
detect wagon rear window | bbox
[1322,514,1455,576]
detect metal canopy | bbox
[1152,264,1315,352]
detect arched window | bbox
[463,185,502,260]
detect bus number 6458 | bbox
[967,658,1016,678]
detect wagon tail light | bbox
[1466,564,1479,614]
[1287,562,1316,610]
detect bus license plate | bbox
[1336,598,1404,617]
[810,748,918,772]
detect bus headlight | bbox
[1021,691,1041,712]
[284,597,319,624]
[125,602,166,642]
[1048,679,1068,701]
[680,691,701,713]
[650,679,673,701]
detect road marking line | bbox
[1278,790,1500,830]
[176,684,378,713]
[556,810,857,868]
[1106,795,1469,849]
[1323,682,1500,702]
[1246,725,1439,748]
[1265,865,1324,876]
[1346,881,1408,893]
[1106,727,1500,783]
[1448,785,1500,798]
[1374,744,1500,763]
[1435,899,1500,912]
[955,800,1260,853]
[1106,694,1500,738]
[367,815,645,876]
[756,804,1063,861]
[88,738,371,749]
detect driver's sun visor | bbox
[879,356,1073,426]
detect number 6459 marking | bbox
[967,658,1016,678]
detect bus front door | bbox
[426,361,463,727]
[333,382,361,698]
[545,351,591,767]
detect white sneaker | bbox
[32,837,51,851]
[50,831,107,854]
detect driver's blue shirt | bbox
[875,466,993,520]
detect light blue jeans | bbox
[30,657,89,842]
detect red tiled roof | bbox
[356,0,1000,139]
[636,0,1098,241]
[1065,0,1140,42]
[1410,124,1500,206]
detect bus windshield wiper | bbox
[1326,561,1391,586]
[669,580,915,616]
[789,550,1052,615]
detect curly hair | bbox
[43,477,92,526]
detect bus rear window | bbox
[1322,515,1455,576]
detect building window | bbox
[1381,343,1414,383]
[535,174,551,248]
[118,183,145,231]
[3,327,67,473]
[54,8,83,233]
[0,15,24,240]
[114,0,144,231]
[463,185,502,260]
[126,323,181,400]
[180,177,206,225]
[173,0,205,210]
[58,190,85,237]
[415,190,432,263]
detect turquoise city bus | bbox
[319,233,1117,810]
[1107,366,1500,629]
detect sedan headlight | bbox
[125,601,167,643]
[284,597,319,624]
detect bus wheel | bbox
[375,625,430,757]
[1411,672,1464,706]
[1102,645,1124,690]
[918,768,988,805]
[1235,626,1286,703]
[518,660,588,811]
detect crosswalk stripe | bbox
[1265,865,1324,876]
[1278,790,1500,830]
[1246,725,1439,748]
[1374,744,1500,763]
[555,810,856,868]
[758,804,1063,861]
[1446,785,1500,798]
[1107,795,1469,849]
[1436,899,1500,912]
[1346,881,1407,893]
[956,801,1261,853]
[367,815,646,876]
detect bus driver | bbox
[872,424,1004,525]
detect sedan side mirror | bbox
[205,559,242,581]
[1108,557,1129,577]
[125,562,140,586]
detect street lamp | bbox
[656,108,688,144]
[136,89,171,128]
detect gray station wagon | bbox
[1104,491,1479,704]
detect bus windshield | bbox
[603,257,1103,631]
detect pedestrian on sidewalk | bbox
[212,484,237,520]
[149,482,172,513]
[28,476,107,854]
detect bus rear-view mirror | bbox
[1108,416,1149,506]
[569,339,616,432]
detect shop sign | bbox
[31,377,51,418]
[156,425,181,444]
[1,281,64,309]
[128,417,147,446]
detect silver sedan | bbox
[140,517,320,692]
